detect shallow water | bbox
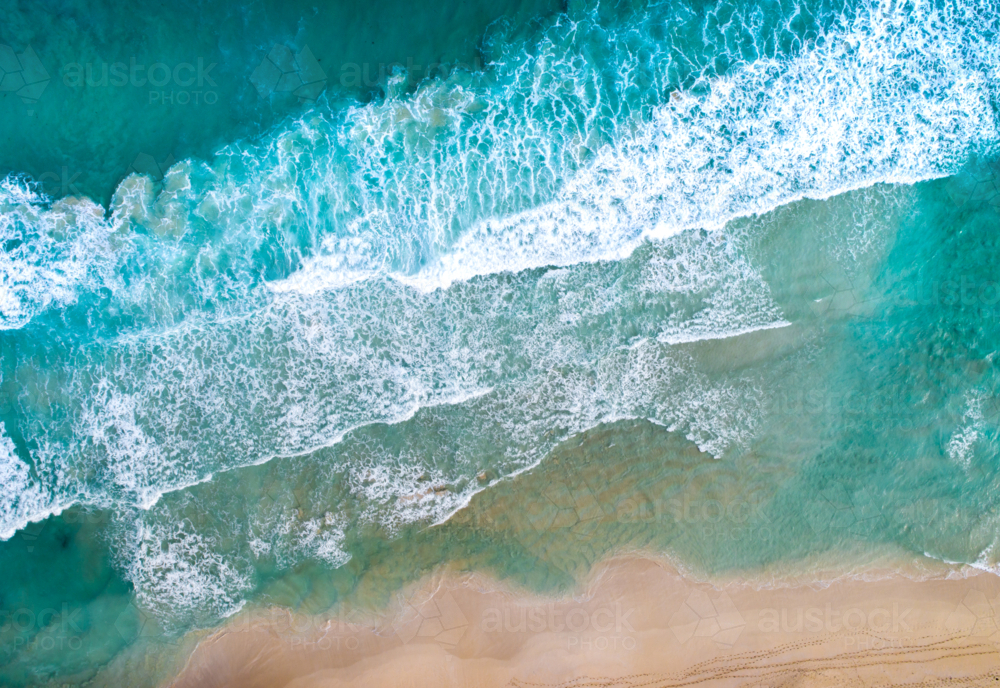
[2,0,1000,684]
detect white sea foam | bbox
[0,179,115,330]
[947,389,987,471]
[0,422,64,540]
[2,0,999,622]
[121,513,255,625]
[1,0,996,327]
[0,182,884,558]
[276,0,1000,294]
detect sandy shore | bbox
[165,554,1000,687]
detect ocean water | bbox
[2,0,1000,684]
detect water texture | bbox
[1,0,1000,684]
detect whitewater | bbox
[1,0,999,635]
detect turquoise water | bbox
[2,0,1000,684]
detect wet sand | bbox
[166,554,1000,687]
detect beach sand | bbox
[165,555,1000,687]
